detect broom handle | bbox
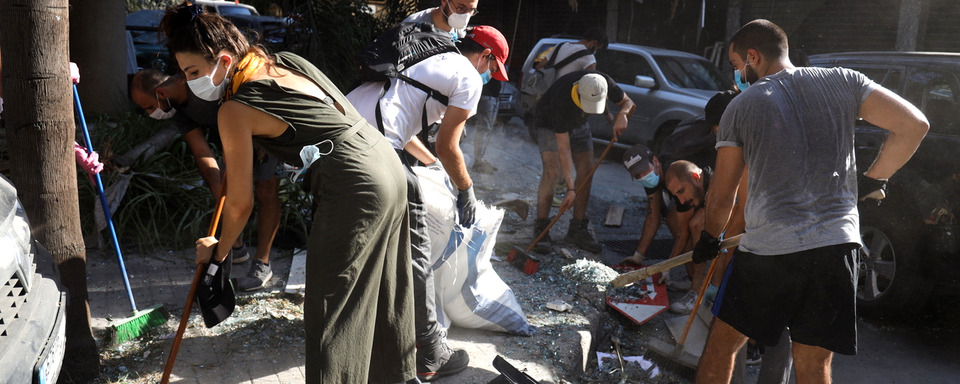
[161,173,227,383]
[610,234,741,288]
[526,104,635,252]
[679,254,720,345]
[73,84,139,313]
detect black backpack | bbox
[355,22,460,138]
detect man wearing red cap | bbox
[346,25,509,382]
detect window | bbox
[653,56,729,91]
[595,50,654,85]
[904,68,960,135]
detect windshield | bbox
[218,6,256,16]
[654,55,731,91]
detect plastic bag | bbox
[413,165,537,336]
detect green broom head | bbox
[110,303,169,344]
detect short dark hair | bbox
[704,90,737,126]
[583,26,608,51]
[131,69,169,96]
[730,19,788,63]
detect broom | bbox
[73,84,168,344]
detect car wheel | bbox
[857,201,934,318]
[650,121,679,154]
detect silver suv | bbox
[518,38,732,150]
[0,174,67,383]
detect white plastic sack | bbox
[413,165,537,336]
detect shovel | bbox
[161,173,233,383]
[507,108,636,273]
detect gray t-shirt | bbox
[717,67,877,255]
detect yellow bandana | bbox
[225,52,266,100]
[571,84,582,110]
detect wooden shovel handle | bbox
[610,234,741,288]
[161,173,228,383]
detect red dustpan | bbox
[605,264,669,325]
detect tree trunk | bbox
[70,0,128,114]
[0,0,101,382]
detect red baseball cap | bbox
[465,25,510,81]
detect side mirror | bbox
[634,75,656,89]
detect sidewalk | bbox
[85,118,661,383]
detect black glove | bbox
[858,173,888,202]
[457,185,477,228]
[692,230,722,264]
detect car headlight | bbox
[0,199,35,290]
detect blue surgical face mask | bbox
[734,64,751,92]
[480,70,492,84]
[637,171,659,189]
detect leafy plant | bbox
[78,111,313,253]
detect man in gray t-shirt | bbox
[693,20,929,383]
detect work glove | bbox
[858,173,887,202]
[456,184,477,228]
[692,230,722,264]
[70,62,80,84]
[426,159,444,172]
[74,142,103,183]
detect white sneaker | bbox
[663,275,692,292]
[670,290,698,314]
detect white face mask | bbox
[187,57,229,102]
[149,93,177,120]
[443,3,471,30]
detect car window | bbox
[654,56,729,91]
[219,6,255,16]
[904,68,960,135]
[843,66,903,93]
[594,50,654,85]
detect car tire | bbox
[650,121,679,154]
[857,200,934,319]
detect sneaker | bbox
[746,342,763,365]
[670,290,698,314]
[532,218,553,253]
[564,218,601,253]
[417,341,470,381]
[230,244,250,264]
[664,275,693,292]
[235,259,273,292]
[472,159,498,174]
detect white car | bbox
[518,37,733,150]
[0,174,67,384]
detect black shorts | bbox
[712,243,860,355]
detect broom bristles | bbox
[111,303,169,344]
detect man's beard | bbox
[744,64,761,84]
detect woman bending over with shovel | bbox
[160,4,417,383]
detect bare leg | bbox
[254,176,281,263]
[571,149,595,220]
[537,151,561,220]
[792,341,833,384]
[696,317,748,384]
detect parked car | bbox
[497,81,520,122]
[518,38,733,150]
[193,0,289,48]
[810,52,960,317]
[0,174,67,383]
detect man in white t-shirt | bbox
[533,26,608,78]
[346,25,509,382]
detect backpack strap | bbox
[544,42,566,67]
[373,74,449,140]
[549,48,592,71]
